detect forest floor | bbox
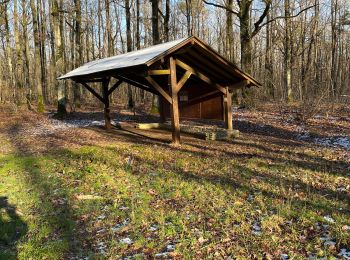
[0,103,349,259]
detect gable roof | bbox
[59,36,261,87]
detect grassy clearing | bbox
[1,138,349,258]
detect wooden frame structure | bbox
[59,36,261,144]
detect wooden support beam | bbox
[148,69,170,75]
[79,81,104,103]
[224,87,233,130]
[114,75,159,95]
[102,78,112,130]
[145,76,172,104]
[175,59,226,94]
[176,71,192,92]
[108,80,123,95]
[169,57,180,144]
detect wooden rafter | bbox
[145,76,172,104]
[108,80,123,95]
[114,75,159,95]
[176,71,192,92]
[175,59,226,94]
[79,81,104,103]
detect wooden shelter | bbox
[59,36,261,144]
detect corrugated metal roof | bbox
[58,37,187,80]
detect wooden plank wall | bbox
[161,86,223,120]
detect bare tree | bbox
[30,0,44,112]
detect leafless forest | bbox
[0,0,349,113]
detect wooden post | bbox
[169,57,180,144]
[102,78,111,129]
[224,87,233,130]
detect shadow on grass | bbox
[51,129,348,222]
[106,145,350,217]
[4,123,86,258]
[0,196,28,259]
[91,125,350,178]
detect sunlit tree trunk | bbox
[136,0,141,49]
[74,0,82,108]
[38,0,48,104]
[330,0,338,99]
[30,0,44,112]
[125,0,134,109]
[284,0,293,103]
[4,3,15,102]
[53,0,67,115]
[105,0,113,56]
[21,0,32,110]
[226,0,234,63]
[14,0,22,102]
[265,8,274,99]
[150,0,161,115]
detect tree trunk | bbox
[185,0,192,36]
[21,0,32,110]
[136,0,141,50]
[151,0,160,45]
[125,0,134,109]
[165,0,170,41]
[30,0,44,112]
[238,0,253,107]
[53,0,67,115]
[331,0,338,99]
[105,0,113,56]
[284,0,293,103]
[226,0,234,63]
[38,0,48,104]
[265,8,274,99]
[4,3,14,102]
[74,0,82,109]
[150,0,161,116]
[14,0,22,102]
[98,0,102,58]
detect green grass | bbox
[0,139,349,258]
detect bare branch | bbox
[251,0,271,37]
[256,4,317,34]
[158,8,165,19]
[201,0,239,15]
